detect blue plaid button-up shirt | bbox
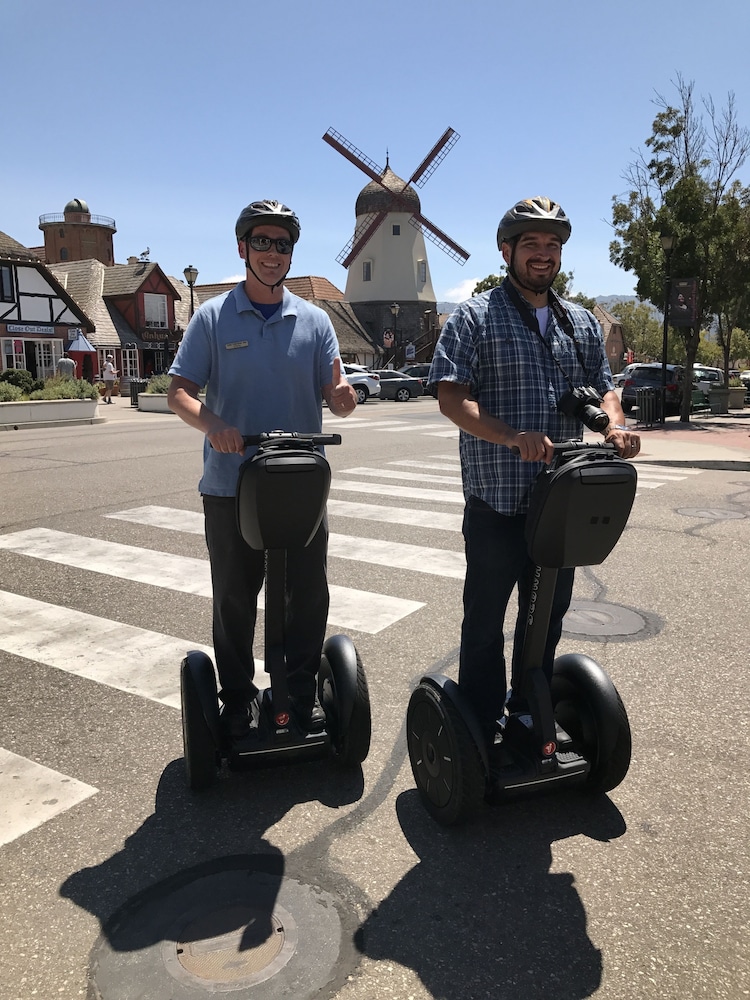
[428,280,614,515]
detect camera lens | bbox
[583,406,610,433]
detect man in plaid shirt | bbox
[428,196,640,750]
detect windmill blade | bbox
[336,211,388,268]
[323,128,384,184]
[408,127,460,188]
[409,213,470,264]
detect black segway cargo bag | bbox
[236,448,331,550]
[525,452,637,568]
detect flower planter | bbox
[137,393,206,413]
[728,386,746,409]
[0,397,100,429]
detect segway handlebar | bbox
[511,439,618,457]
[242,431,342,448]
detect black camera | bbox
[557,386,610,433]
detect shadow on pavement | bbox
[357,788,627,1000]
[59,757,365,951]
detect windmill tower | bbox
[323,127,469,363]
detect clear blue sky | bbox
[5,0,750,303]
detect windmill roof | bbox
[355,166,421,217]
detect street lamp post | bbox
[183,265,199,318]
[659,233,674,424]
[390,302,401,366]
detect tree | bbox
[472,273,504,294]
[610,75,750,419]
[610,301,662,360]
[472,268,596,309]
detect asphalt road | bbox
[1,396,748,1000]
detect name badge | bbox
[225,340,248,350]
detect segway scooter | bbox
[180,431,371,790]
[407,440,637,825]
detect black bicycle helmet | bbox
[235,200,301,243]
[496,196,571,248]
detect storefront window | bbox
[122,348,139,378]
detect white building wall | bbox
[345,211,436,303]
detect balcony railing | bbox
[39,213,117,230]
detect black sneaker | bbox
[221,697,259,741]
[290,691,326,733]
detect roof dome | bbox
[64,198,90,214]
[355,166,421,217]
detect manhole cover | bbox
[676,507,746,520]
[162,900,297,990]
[563,601,646,637]
[89,859,348,999]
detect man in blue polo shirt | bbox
[168,199,357,742]
[428,196,640,751]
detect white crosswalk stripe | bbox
[0,747,98,848]
[106,506,466,578]
[0,528,424,634]
[0,590,202,709]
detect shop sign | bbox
[7,324,56,335]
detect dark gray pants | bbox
[459,496,575,744]
[202,494,329,706]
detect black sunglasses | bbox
[247,235,294,255]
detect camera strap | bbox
[503,280,592,387]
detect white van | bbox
[692,365,724,395]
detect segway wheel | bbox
[319,636,371,766]
[407,681,485,826]
[551,653,632,794]
[180,651,221,791]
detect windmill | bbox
[322,126,470,269]
[323,127,469,363]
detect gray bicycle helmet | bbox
[496,196,571,248]
[235,200,301,243]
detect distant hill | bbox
[596,294,638,312]
[439,294,659,318]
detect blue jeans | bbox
[459,496,575,745]
[203,495,329,707]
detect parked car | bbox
[369,369,423,401]
[621,363,686,415]
[740,370,750,387]
[343,363,381,404]
[399,363,436,397]
[611,363,640,388]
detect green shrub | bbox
[728,377,743,387]
[29,378,98,401]
[0,382,24,402]
[0,369,34,393]
[145,373,173,393]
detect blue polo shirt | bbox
[428,280,614,515]
[169,282,339,496]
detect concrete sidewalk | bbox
[626,410,750,470]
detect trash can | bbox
[635,387,661,425]
[129,379,149,407]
